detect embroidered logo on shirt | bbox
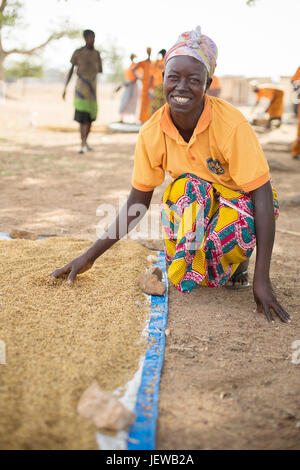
[206,158,225,175]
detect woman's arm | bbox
[50,187,154,283]
[132,64,142,80]
[250,181,291,323]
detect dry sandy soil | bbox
[0,84,300,450]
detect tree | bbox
[0,0,80,81]
[5,59,43,80]
[5,58,43,94]
[100,41,125,83]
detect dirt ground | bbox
[0,84,300,450]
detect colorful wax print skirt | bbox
[161,173,279,293]
[74,74,98,121]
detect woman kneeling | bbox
[51,26,289,324]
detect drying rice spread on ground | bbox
[0,237,151,450]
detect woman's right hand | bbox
[50,253,94,284]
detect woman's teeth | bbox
[173,96,190,103]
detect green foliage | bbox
[0,1,22,28]
[5,59,44,79]
[100,42,125,83]
[246,0,258,6]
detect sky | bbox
[3,0,300,77]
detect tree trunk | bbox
[0,36,5,82]
[0,55,5,82]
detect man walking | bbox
[63,30,102,153]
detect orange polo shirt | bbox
[132,95,270,193]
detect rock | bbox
[9,228,38,240]
[220,392,235,400]
[138,273,166,296]
[146,266,163,281]
[138,239,164,251]
[283,412,296,421]
[165,328,171,337]
[77,381,135,431]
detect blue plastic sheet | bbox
[0,233,43,241]
[128,251,169,450]
[0,232,12,240]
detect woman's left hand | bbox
[253,276,291,323]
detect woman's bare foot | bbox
[226,260,250,289]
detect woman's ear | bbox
[206,77,212,92]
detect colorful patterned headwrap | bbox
[164,26,218,78]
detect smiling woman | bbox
[51,25,290,324]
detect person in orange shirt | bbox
[132,47,152,123]
[51,26,290,324]
[291,66,300,159]
[115,54,139,123]
[251,83,285,128]
[149,49,166,116]
[207,75,221,97]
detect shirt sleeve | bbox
[132,131,165,192]
[70,50,78,66]
[223,121,270,192]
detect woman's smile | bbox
[172,96,192,104]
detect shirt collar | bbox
[160,95,212,143]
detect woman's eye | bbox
[168,75,178,80]
[190,78,200,84]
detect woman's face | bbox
[163,55,210,116]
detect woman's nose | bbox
[175,77,188,91]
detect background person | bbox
[115,54,139,124]
[251,82,284,129]
[291,66,300,160]
[132,47,152,123]
[63,29,102,154]
[148,49,166,116]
